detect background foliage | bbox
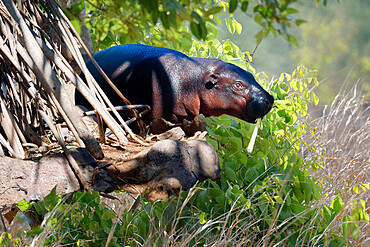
[65,0,313,51]
[217,0,370,106]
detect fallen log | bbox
[93,138,220,201]
[0,132,220,206]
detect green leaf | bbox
[293,177,304,203]
[229,0,238,14]
[190,11,207,40]
[191,10,203,22]
[89,221,99,232]
[102,210,115,220]
[163,0,178,11]
[234,18,242,34]
[33,202,44,215]
[286,34,299,47]
[226,17,235,34]
[351,200,368,221]
[190,21,201,40]
[197,190,210,211]
[18,199,32,211]
[361,183,370,190]
[68,1,85,15]
[254,13,262,25]
[208,188,224,199]
[199,20,208,40]
[285,8,299,14]
[198,212,207,224]
[255,30,264,45]
[342,216,350,237]
[275,84,288,99]
[353,185,361,194]
[69,18,81,34]
[26,226,43,237]
[241,1,249,12]
[330,196,344,215]
[43,186,61,211]
[312,91,319,105]
[225,166,237,182]
[295,19,306,26]
[343,211,363,239]
[313,77,319,86]
[302,177,313,198]
[351,224,360,239]
[205,6,222,16]
[160,12,170,29]
[312,184,322,200]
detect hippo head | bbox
[199,61,274,123]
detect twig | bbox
[0,132,18,158]
[0,96,25,158]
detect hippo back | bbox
[88,45,187,81]
[77,44,198,122]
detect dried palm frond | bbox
[0,0,144,189]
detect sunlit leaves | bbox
[70,0,224,50]
[226,17,243,34]
[197,42,366,244]
[249,0,302,46]
[18,199,32,211]
[64,0,305,51]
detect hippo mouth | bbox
[243,102,273,124]
[242,105,264,124]
[244,116,258,124]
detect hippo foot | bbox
[182,114,207,136]
[148,118,177,134]
[148,114,206,136]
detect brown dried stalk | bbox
[0,0,151,193]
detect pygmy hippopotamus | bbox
[76,44,274,126]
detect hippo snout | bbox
[250,87,274,119]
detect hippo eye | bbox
[233,81,244,90]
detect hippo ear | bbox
[205,74,219,90]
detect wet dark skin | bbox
[76,44,274,125]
